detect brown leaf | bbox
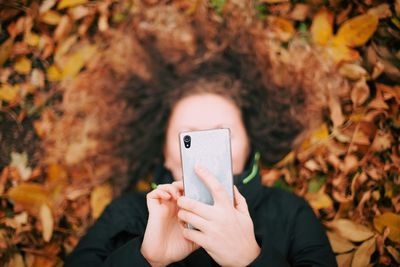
[0,38,13,66]
[335,13,379,48]
[351,78,370,107]
[90,183,113,219]
[336,251,354,267]
[352,237,376,267]
[327,231,356,253]
[368,4,392,19]
[387,246,400,264]
[374,213,400,243]
[327,219,374,242]
[339,64,368,81]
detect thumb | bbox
[233,186,249,214]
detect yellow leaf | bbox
[327,219,374,242]
[7,183,50,215]
[62,44,97,79]
[25,32,40,47]
[47,65,62,82]
[325,38,360,63]
[57,0,87,10]
[47,163,68,185]
[336,13,379,48]
[40,10,62,25]
[90,183,113,219]
[269,17,295,42]
[373,212,400,243]
[14,57,32,74]
[39,204,53,242]
[311,8,333,45]
[306,191,333,210]
[0,38,13,66]
[327,231,355,253]
[352,237,376,267]
[0,84,19,102]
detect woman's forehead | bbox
[168,93,241,131]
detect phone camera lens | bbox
[183,135,191,148]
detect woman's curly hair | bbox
[122,52,305,190]
[44,2,340,194]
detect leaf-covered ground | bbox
[0,0,399,266]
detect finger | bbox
[147,189,171,201]
[177,209,208,232]
[194,164,229,204]
[156,184,180,199]
[233,186,249,214]
[172,181,184,192]
[182,227,206,248]
[177,196,213,220]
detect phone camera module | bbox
[183,135,191,148]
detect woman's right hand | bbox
[141,181,199,267]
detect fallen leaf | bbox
[311,8,333,45]
[0,38,14,66]
[327,231,355,253]
[368,4,392,19]
[47,65,62,82]
[0,83,19,102]
[339,63,368,80]
[58,0,88,10]
[351,78,370,107]
[336,251,354,267]
[335,13,379,48]
[40,10,62,25]
[14,56,32,75]
[5,253,25,267]
[307,191,333,210]
[387,246,400,264]
[7,183,50,215]
[374,213,400,243]
[10,151,32,181]
[90,183,113,219]
[328,219,374,242]
[352,237,376,267]
[61,44,97,79]
[39,204,53,242]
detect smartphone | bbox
[179,128,234,209]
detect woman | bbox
[65,62,337,267]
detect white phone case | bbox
[179,128,234,207]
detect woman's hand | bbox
[141,181,199,267]
[177,165,261,267]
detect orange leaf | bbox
[7,183,50,215]
[335,13,379,48]
[90,183,113,219]
[311,8,333,45]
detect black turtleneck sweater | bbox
[65,151,337,267]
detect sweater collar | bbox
[152,150,264,210]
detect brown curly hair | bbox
[122,52,305,190]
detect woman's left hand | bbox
[177,165,261,267]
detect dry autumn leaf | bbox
[90,183,113,220]
[39,204,54,242]
[7,183,50,215]
[58,0,88,10]
[336,251,354,267]
[352,237,376,267]
[327,231,355,253]
[335,13,379,48]
[327,219,374,242]
[374,212,400,243]
[0,84,19,103]
[311,8,333,45]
